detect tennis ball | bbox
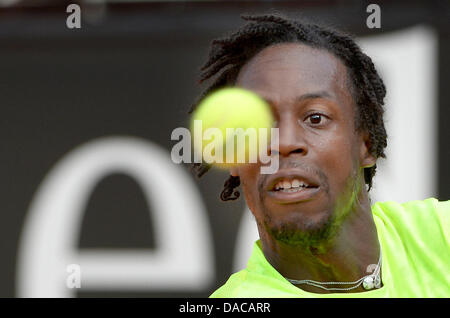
[190,87,274,168]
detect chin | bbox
[262,206,338,248]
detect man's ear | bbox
[230,166,240,177]
[360,131,376,168]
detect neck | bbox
[259,186,381,294]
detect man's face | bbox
[234,43,374,247]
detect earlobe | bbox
[361,153,376,168]
[360,132,376,168]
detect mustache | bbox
[258,159,329,193]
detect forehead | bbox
[235,43,353,107]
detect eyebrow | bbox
[296,91,333,102]
[261,91,334,106]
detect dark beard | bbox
[258,165,360,252]
[261,209,339,250]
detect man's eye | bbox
[309,114,322,124]
[305,113,328,125]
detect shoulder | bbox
[209,270,249,298]
[372,197,449,221]
[372,197,450,248]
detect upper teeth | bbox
[274,179,308,190]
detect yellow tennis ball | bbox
[190,87,274,168]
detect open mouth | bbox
[272,178,317,193]
[265,170,321,203]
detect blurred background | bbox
[0,0,449,297]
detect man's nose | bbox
[272,117,308,157]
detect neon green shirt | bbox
[210,198,450,298]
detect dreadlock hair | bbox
[189,13,387,201]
